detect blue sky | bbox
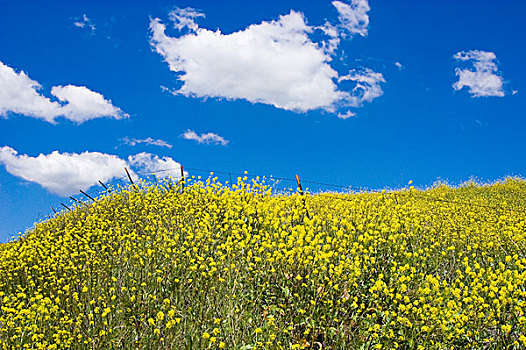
[1,0,525,241]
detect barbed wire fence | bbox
[0,167,512,244]
[38,164,522,224]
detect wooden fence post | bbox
[99,180,112,193]
[125,167,138,192]
[295,174,310,219]
[69,196,82,204]
[180,165,185,190]
[60,203,71,211]
[296,174,304,195]
[79,190,96,202]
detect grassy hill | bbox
[1,177,525,349]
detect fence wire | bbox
[35,165,522,226]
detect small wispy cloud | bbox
[338,68,385,106]
[168,7,205,32]
[337,111,356,119]
[394,61,403,70]
[453,50,505,97]
[121,137,172,149]
[474,119,488,127]
[331,0,370,37]
[74,14,96,33]
[182,130,229,146]
[128,152,185,179]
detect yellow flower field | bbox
[1,176,525,349]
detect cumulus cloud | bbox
[150,8,383,115]
[332,0,370,37]
[121,137,172,148]
[74,14,96,33]
[0,146,128,196]
[150,11,345,112]
[0,61,62,121]
[128,153,184,179]
[182,130,229,145]
[0,146,184,196]
[453,50,505,97]
[51,85,127,123]
[0,61,127,123]
[394,61,403,70]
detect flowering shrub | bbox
[1,176,525,349]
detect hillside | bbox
[1,177,526,349]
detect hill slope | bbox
[1,178,526,349]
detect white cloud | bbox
[338,68,385,106]
[317,21,341,54]
[168,7,205,32]
[0,146,185,196]
[74,14,96,33]
[0,61,127,123]
[332,0,370,37]
[121,137,172,148]
[337,110,356,119]
[453,50,505,97]
[150,9,383,115]
[474,119,487,127]
[51,85,127,123]
[182,130,229,145]
[0,61,62,122]
[394,61,403,70]
[0,146,128,196]
[128,153,184,179]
